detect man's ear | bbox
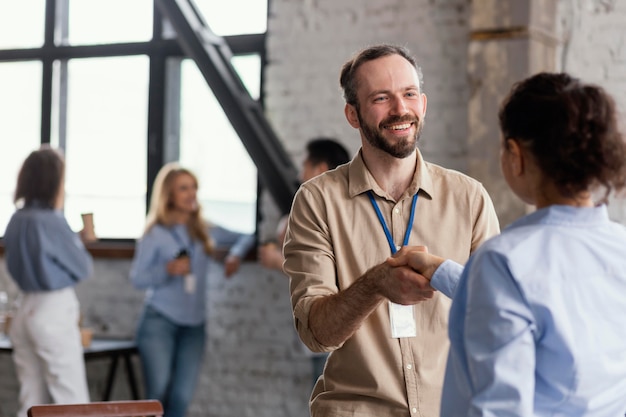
[314,162,330,176]
[345,104,360,129]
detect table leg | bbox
[102,354,120,401]
[123,353,140,400]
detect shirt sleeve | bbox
[430,259,463,299]
[470,184,500,252]
[129,228,171,289]
[283,185,342,353]
[210,225,255,259]
[463,249,536,417]
[42,212,93,282]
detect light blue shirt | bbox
[432,205,626,416]
[4,203,93,292]
[129,223,254,326]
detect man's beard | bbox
[358,110,423,159]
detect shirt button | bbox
[406,364,412,370]
[411,407,417,413]
[394,208,400,214]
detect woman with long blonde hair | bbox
[130,162,254,417]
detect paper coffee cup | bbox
[81,213,97,241]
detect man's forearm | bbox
[308,263,386,347]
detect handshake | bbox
[376,246,446,305]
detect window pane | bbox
[0,62,42,235]
[67,0,153,45]
[63,56,149,238]
[179,60,257,234]
[232,54,261,100]
[195,0,267,36]
[0,0,45,49]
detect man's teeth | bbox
[388,123,411,130]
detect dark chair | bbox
[27,400,163,417]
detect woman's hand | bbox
[224,255,242,278]
[166,257,191,276]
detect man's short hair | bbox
[339,44,424,107]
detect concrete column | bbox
[467,0,560,227]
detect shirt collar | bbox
[507,204,610,230]
[347,148,434,201]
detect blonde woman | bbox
[130,163,254,417]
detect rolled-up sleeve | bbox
[210,225,255,259]
[283,186,343,353]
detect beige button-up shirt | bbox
[284,150,500,417]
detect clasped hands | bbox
[381,246,445,305]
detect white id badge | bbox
[389,301,416,338]
[184,274,196,294]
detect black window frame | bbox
[0,0,268,255]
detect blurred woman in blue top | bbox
[4,146,93,417]
[130,162,254,417]
[389,73,626,416]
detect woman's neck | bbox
[534,183,594,209]
[170,210,190,225]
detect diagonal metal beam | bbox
[155,0,299,215]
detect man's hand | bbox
[307,248,441,347]
[258,242,285,271]
[224,255,242,278]
[387,246,446,280]
[375,262,435,305]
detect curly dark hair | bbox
[499,72,626,201]
[14,145,65,208]
[339,44,424,107]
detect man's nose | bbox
[390,96,409,115]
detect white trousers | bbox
[9,287,89,417]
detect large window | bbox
[60,57,149,238]
[0,0,265,238]
[178,56,260,233]
[0,63,42,232]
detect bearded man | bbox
[283,44,500,417]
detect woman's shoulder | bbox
[143,223,174,239]
[9,207,67,229]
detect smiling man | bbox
[283,44,500,417]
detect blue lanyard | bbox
[169,226,194,257]
[367,191,418,255]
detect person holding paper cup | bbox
[4,146,93,417]
[129,162,254,417]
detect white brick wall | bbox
[0,258,311,417]
[265,0,473,171]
